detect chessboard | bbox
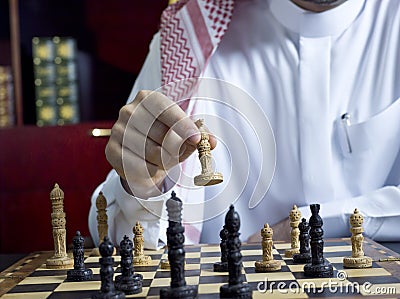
[0,238,399,298]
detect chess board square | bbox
[200,246,220,252]
[245,271,296,282]
[273,243,291,250]
[134,265,159,273]
[344,267,391,277]
[186,257,201,264]
[200,256,220,264]
[200,251,220,257]
[185,246,202,252]
[323,245,352,253]
[347,275,400,284]
[199,274,228,284]
[292,269,340,280]
[198,282,224,294]
[200,269,229,277]
[53,280,100,292]
[7,283,60,293]
[1,292,52,299]
[186,252,201,258]
[324,251,352,258]
[29,270,67,277]
[17,275,66,285]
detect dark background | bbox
[0,0,167,124]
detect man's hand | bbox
[105,90,216,199]
[247,217,291,243]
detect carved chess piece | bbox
[133,222,151,265]
[304,204,333,278]
[293,218,311,263]
[220,205,252,298]
[67,231,93,281]
[285,205,301,257]
[193,119,223,186]
[214,225,229,272]
[115,235,143,294]
[160,191,198,299]
[92,192,115,256]
[255,223,281,272]
[92,237,125,299]
[46,183,73,269]
[343,209,372,268]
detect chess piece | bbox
[67,231,93,281]
[133,222,151,265]
[115,235,143,294]
[255,223,281,272]
[46,183,73,269]
[92,236,125,299]
[304,204,333,278]
[293,218,311,264]
[214,225,229,272]
[284,205,301,257]
[220,205,252,299]
[92,192,115,256]
[343,209,372,268]
[193,119,223,186]
[160,191,198,299]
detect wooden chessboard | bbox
[0,238,399,298]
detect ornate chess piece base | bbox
[194,172,223,186]
[67,268,93,281]
[213,261,228,272]
[220,283,252,299]
[255,259,281,272]
[293,252,311,264]
[133,255,151,266]
[284,248,299,258]
[160,259,170,269]
[46,256,73,269]
[343,256,372,268]
[304,259,334,278]
[160,284,198,299]
[115,273,143,295]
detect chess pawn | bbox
[115,235,143,294]
[193,119,223,186]
[293,218,312,264]
[67,231,93,281]
[132,222,151,265]
[343,209,372,268]
[255,223,281,272]
[46,183,73,269]
[285,205,301,257]
[214,225,229,272]
[92,192,116,256]
[92,236,125,299]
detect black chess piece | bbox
[115,235,143,294]
[304,204,333,278]
[160,191,198,299]
[214,225,229,272]
[220,205,252,299]
[67,231,93,281]
[92,236,125,299]
[293,218,311,264]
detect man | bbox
[89,0,400,249]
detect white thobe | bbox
[89,0,400,249]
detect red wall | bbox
[0,122,113,253]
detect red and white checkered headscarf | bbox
[160,0,235,111]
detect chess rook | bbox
[285,205,301,257]
[220,205,252,299]
[343,209,372,268]
[46,183,73,269]
[67,231,93,281]
[304,204,333,278]
[92,236,125,299]
[193,119,223,186]
[255,223,281,272]
[160,191,198,299]
[115,235,143,294]
[293,218,311,264]
[214,225,229,272]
